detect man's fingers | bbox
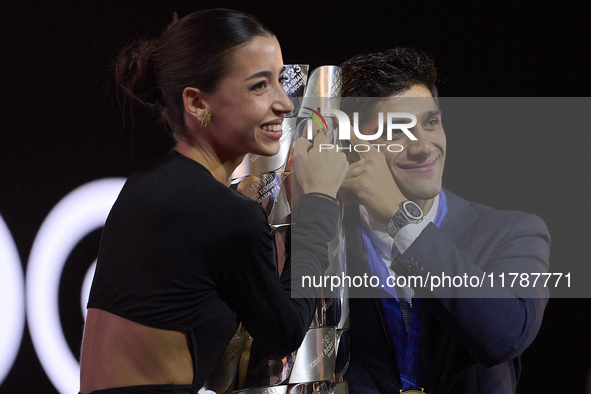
[348,126,379,158]
[340,178,354,191]
[344,159,364,179]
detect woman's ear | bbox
[182,87,207,121]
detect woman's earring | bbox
[198,110,212,127]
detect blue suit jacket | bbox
[345,189,550,394]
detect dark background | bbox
[1,1,590,393]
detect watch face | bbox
[403,201,423,220]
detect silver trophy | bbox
[207,65,349,394]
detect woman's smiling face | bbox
[201,35,293,161]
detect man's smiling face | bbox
[360,85,446,205]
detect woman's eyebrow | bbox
[245,66,286,81]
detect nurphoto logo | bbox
[301,107,418,153]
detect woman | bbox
[79,9,348,394]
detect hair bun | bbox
[116,39,160,105]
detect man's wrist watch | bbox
[386,200,424,238]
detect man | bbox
[338,48,549,393]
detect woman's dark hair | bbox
[116,9,273,139]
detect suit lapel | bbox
[425,189,483,393]
[440,189,481,252]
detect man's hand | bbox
[339,131,405,224]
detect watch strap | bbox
[386,201,423,238]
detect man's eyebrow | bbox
[423,108,442,118]
[382,108,442,126]
[244,66,286,82]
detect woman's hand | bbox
[292,133,349,198]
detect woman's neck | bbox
[174,139,244,185]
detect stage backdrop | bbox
[1,1,590,393]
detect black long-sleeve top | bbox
[88,151,339,387]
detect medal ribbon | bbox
[361,189,447,391]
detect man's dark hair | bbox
[340,47,438,98]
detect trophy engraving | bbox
[288,327,336,383]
